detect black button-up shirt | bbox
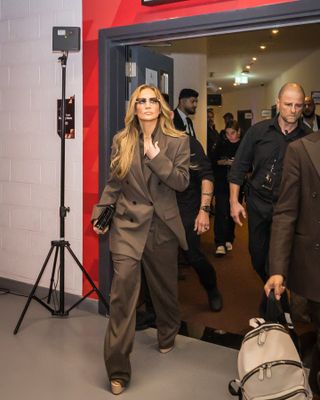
[229,115,311,202]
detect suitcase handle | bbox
[228,380,242,399]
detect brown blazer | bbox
[269,131,320,302]
[92,126,190,260]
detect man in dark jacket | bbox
[173,88,198,137]
[264,131,320,398]
[229,82,311,283]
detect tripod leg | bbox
[65,244,109,310]
[14,244,56,335]
[47,245,59,305]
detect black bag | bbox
[94,204,115,231]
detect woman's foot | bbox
[225,242,233,251]
[110,379,125,395]
[159,345,174,354]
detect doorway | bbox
[97,1,320,335]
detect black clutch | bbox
[95,204,115,231]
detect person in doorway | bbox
[173,90,222,311]
[207,107,220,160]
[92,84,190,395]
[210,120,242,256]
[173,88,198,137]
[302,95,320,132]
[229,82,311,283]
[264,131,320,398]
[176,135,223,312]
[220,112,234,136]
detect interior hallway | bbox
[179,218,262,336]
[0,293,238,400]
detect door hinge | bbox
[125,62,136,78]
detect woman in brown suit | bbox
[92,84,190,395]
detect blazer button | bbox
[158,182,161,185]
[130,218,134,222]
[149,201,153,206]
[312,192,317,198]
[126,180,129,184]
[132,201,137,205]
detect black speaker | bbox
[207,94,222,106]
[52,27,81,52]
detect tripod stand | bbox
[14,52,109,335]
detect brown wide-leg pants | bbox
[104,217,180,384]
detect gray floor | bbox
[0,293,238,400]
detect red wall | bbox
[82,0,293,295]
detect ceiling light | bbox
[260,45,266,50]
[245,65,251,69]
[252,57,257,61]
[218,87,222,91]
[233,83,238,86]
[235,75,248,84]
[272,29,279,34]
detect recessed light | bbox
[218,87,222,91]
[272,29,279,34]
[260,45,266,50]
[245,65,251,69]
[252,57,257,61]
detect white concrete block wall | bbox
[0,0,83,295]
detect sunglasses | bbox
[135,97,160,106]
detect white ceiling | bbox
[148,23,320,94]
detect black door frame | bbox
[97,0,320,313]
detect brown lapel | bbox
[130,139,153,200]
[302,132,320,178]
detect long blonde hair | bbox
[111,84,185,179]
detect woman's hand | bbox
[194,210,210,235]
[92,220,109,235]
[144,138,160,159]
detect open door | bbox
[126,45,174,108]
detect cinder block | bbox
[0,158,11,181]
[30,0,63,14]
[10,206,41,230]
[2,182,31,206]
[29,134,59,160]
[39,13,55,38]
[0,205,10,227]
[30,184,59,209]
[1,0,30,20]
[10,64,40,88]
[39,62,56,86]
[0,66,9,87]
[0,41,32,65]
[30,87,59,112]
[2,228,30,254]
[9,15,40,42]
[0,20,9,43]
[11,159,41,184]
[0,112,10,131]
[54,10,76,26]
[11,111,41,133]
[2,133,31,158]
[40,160,58,186]
[0,87,30,111]
[40,208,59,236]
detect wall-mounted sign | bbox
[57,95,75,139]
[142,0,185,5]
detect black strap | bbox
[265,289,301,354]
[228,380,242,399]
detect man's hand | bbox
[230,200,246,226]
[194,210,210,235]
[92,220,109,235]
[264,274,286,300]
